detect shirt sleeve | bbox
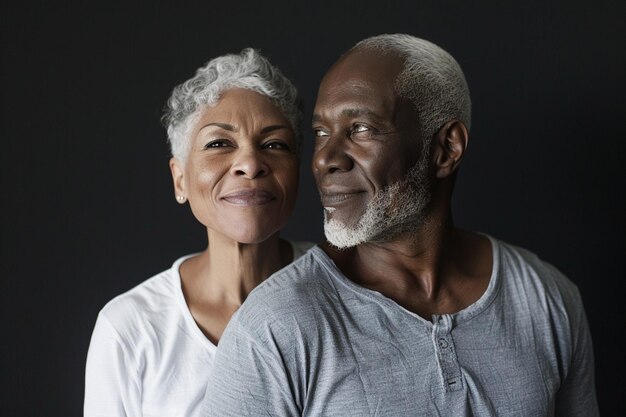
[554,292,600,417]
[83,313,142,417]
[201,314,301,417]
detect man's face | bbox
[312,49,432,248]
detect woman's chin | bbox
[210,223,284,246]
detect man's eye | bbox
[203,139,231,149]
[313,129,329,138]
[352,124,370,133]
[263,141,290,150]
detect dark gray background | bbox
[2,1,624,415]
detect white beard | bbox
[323,155,431,249]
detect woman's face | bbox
[170,88,299,244]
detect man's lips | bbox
[319,189,365,207]
[221,189,276,205]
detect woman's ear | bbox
[169,158,187,204]
[432,120,469,179]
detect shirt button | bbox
[438,338,449,349]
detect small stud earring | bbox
[176,195,186,203]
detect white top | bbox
[84,240,315,417]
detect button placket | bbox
[431,314,463,392]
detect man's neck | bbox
[323,214,492,320]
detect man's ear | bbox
[169,158,187,203]
[432,120,469,179]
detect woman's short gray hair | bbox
[163,48,302,162]
[355,34,471,143]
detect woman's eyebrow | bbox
[199,122,237,131]
[198,123,289,133]
[260,125,290,134]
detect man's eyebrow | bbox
[341,108,379,118]
[312,108,380,124]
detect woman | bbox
[84,48,313,417]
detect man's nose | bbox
[312,135,353,174]
[230,148,269,179]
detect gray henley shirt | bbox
[202,236,599,416]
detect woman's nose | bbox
[230,148,269,179]
[312,135,353,175]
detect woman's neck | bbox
[179,231,292,344]
[181,231,291,307]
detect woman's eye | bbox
[203,139,231,149]
[263,141,290,150]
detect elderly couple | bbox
[84,34,599,416]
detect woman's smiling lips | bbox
[221,189,276,205]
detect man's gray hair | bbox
[355,34,471,142]
[163,48,302,162]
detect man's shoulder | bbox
[493,236,581,303]
[249,245,333,302]
[234,246,336,326]
[265,244,327,285]
[289,239,316,259]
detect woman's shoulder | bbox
[96,254,194,338]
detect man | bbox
[202,34,599,416]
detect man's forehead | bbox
[314,49,405,117]
[321,48,404,88]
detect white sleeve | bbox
[84,313,142,417]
